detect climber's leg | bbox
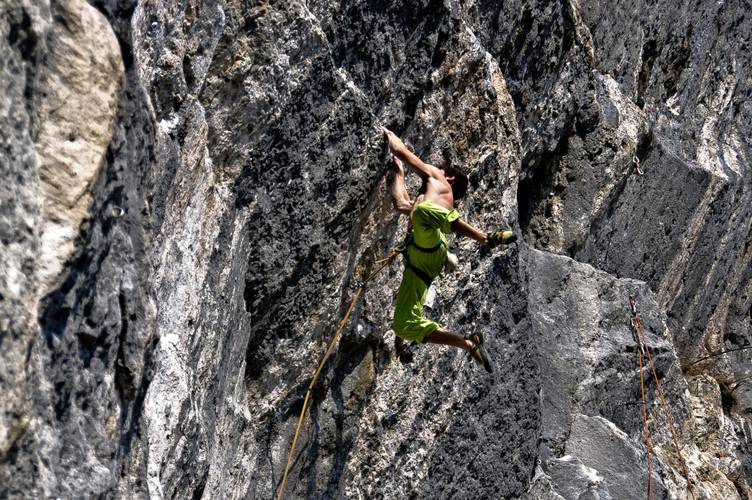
[392,269,439,342]
[425,328,493,373]
[424,328,473,352]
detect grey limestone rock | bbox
[0,0,750,498]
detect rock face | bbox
[1,0,750,498]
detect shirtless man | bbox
[384,127,516,372]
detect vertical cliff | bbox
[1,0,750,498]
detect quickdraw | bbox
[633,155,644,175]
[630,298,648,358]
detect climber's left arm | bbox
[451,219,488,245]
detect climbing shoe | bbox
[487,230,517,248]
[465,331,492,373]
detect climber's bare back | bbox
[421,174,455,210]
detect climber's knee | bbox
[392,316,438,344]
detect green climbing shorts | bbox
[392,200,460,343]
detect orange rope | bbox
[636,339,653,500]
[276,251,399,500]
[630,296,695,499]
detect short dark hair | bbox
[444,165,468,200]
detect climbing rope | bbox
[631,298,653,499]
[685,345,752,368]
[628,296,695,499]
[638,348,653,499]
[276,249,401,500]
[633,318,654,497]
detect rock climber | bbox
[383,127,516,373]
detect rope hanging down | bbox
[630,297,653,499]
[628,295,695,500]
[276,250,401,500]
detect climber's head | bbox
[439,161,468,201]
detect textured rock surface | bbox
[36,0,123,296]
[1,0,750,498]
[1,0,124,491]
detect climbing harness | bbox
[398,232,445,287]
[633,155,644,175]
[404,234,444,253]
[628,296,695,500]
[276,249,400,500]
